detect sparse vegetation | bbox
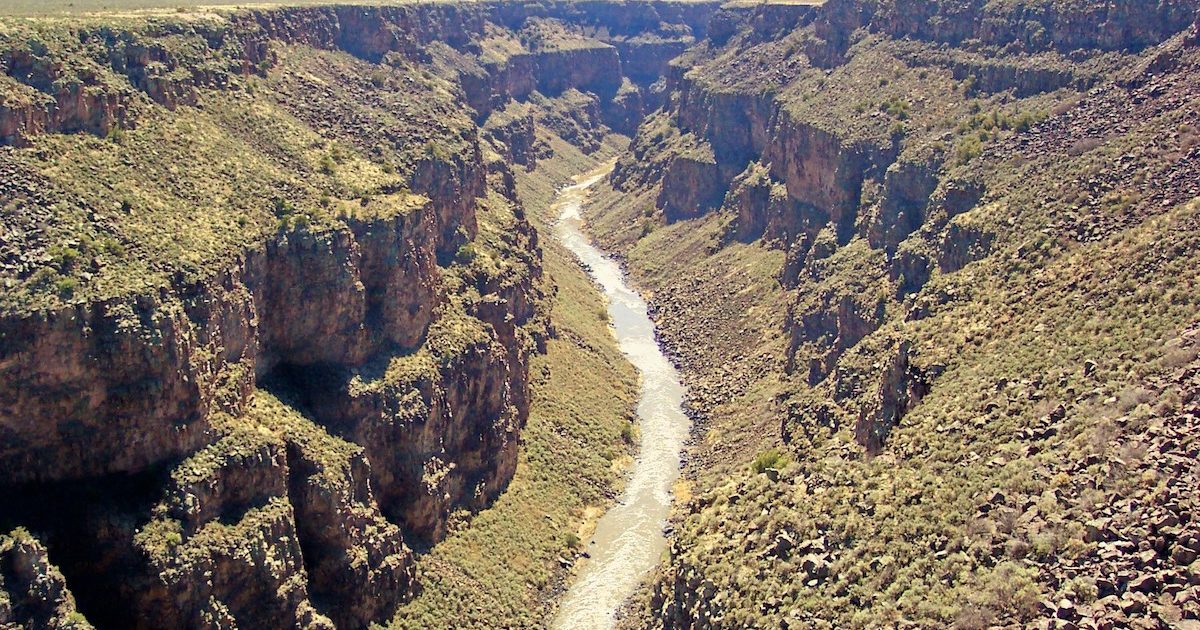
[3,2,1199,629]
[454,242,478,264]
[879,97,910,120]
[390,134,638,630]
[580,3,1200,627]
[0,30,458,315]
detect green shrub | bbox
[1062,575,1098,603]
[319,153,336,175]
[1010,110,1046,132]
[99,237,125,257]
[751,448,788,474]
[956,136,983,165]
[53,276,78,297]
[272,197,295,218]
[455,243,478,264]
[959,109,1046,135]
[880,97,910,120]
[425,141,453,163]
[48,245,82,270]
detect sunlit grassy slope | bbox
[390,133,643,629]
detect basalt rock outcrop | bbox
[582,0,1200,628]
[0,2,718,628]
[611,0,1200,451]
[851,339,932,452]
[0,530,91,629]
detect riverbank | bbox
[388,133,640,629]
[551,160,691,628]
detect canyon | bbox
[1,0,1200,629]
[0,3,710,627]
[551,164,689,630]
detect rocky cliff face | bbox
[0,2,715,628]
[0,183,454,486]
[0,158,505,628]
[614,0,1200,451]
[0,530,91,629]
[585,1,1200,628]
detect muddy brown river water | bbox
[550,165,691,630]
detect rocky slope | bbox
[6,1,1199,628]
[578,0,1200,628]
[0,2,713,628]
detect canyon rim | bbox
[1,1,1199,629]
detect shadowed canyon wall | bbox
[4,1,1200,628]
[0,2,716,627]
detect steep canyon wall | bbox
[0,2,716,627]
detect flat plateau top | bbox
[0,1,421,16]
[0,0,783,17]
[2,0,806,17]
[721,0,821,6]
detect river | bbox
[550,164,691,630]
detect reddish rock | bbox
[1128,573,1159,593]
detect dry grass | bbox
[389,132,641,630]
